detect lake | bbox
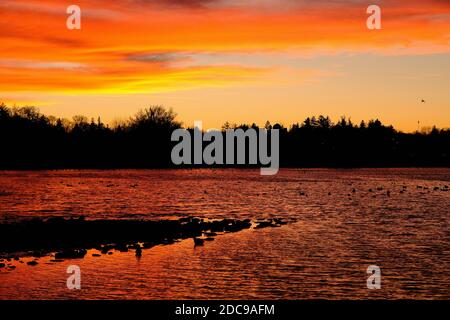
[0,168,449,299]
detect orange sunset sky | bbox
[0,0,449,131]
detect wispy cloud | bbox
[0,0,449,94]
[0,59,87,70]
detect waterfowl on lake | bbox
[193,238,204,246]
[135,247,142,257]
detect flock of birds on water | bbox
[297,183,449,201]
[0,176,448,272]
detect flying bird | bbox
[421,99,426,103]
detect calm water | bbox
[0,168,449,299]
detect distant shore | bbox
[1,105,449,169]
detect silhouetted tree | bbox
[0,103,448,169]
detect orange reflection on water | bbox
[0,169,449,299]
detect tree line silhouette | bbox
[0,103,449,169]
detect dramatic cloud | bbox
[0,0,449,93]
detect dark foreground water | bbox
[0,168,449,299]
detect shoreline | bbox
[0,216,293,266]
[1,165,450,172]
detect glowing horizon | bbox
[1,0,449,131]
